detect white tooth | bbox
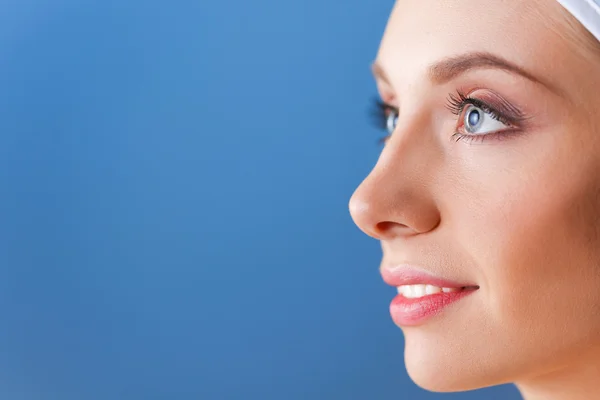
[413,284,426,298]
[401,286,410,298]
[399,285,452,298]
[425,285,442,295]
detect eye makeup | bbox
[372,99,399,144]
[371,89,530,144]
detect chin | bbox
[405,362,476,393]
[403,335,502,393]
[405,356,471,392]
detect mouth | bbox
[396,284,478,298]
[382,265,479,327]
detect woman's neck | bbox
[516,348,600,400]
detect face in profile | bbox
[349,0,600,396]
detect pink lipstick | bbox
[381,265,478,326]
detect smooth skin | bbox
[349,0,600,399]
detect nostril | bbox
[375,221,412,237]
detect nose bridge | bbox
[349,113,442,239]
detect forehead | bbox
[376,0,576,90]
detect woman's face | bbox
[350,0,600,393]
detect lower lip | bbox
[390,290,476,327]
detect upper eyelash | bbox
[445,90,511,126]
[370,92,520,145]
[371,99,397,126]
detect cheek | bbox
[451,143,600,373]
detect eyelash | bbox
[371,99,397,144]
[446,90,516,143]
[372,91,518,144]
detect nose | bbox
[349,120,441,240]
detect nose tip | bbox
[348,167,441,240]
[348,192,375,237]
[349,190,413,239]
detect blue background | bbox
[1,0,520,399]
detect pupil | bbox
[467,108,481,128]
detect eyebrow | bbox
[372,51,559,94]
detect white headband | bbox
[556,0,600,42]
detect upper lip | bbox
[380,264,478,289]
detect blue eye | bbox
[372,100,399,143]
[466,108,481,130]
[462,104,508,135]
[386,109,399,135]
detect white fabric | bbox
[556,0,600,42]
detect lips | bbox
[381,265,478,326]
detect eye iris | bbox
[387,111,398,134]
[465,107,482,132]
